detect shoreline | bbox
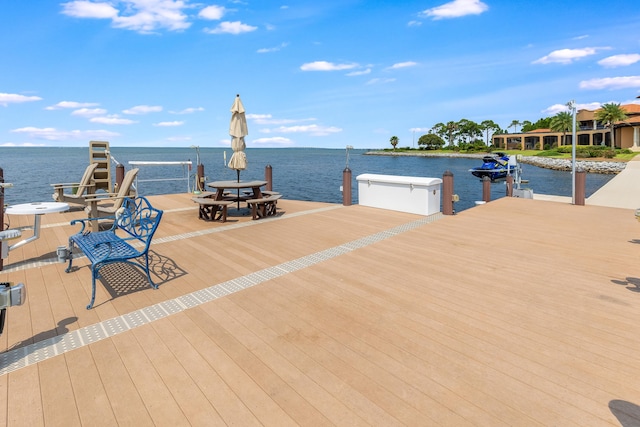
[364,151,626,174]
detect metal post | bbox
[575,170,586,206]
[197,164,205,192]
[265,164,273,191]
[442,171,454,215]
[342,168,352,206]
[482,176,491,202]
[568,100,577,204]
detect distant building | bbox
[492,104,640,150]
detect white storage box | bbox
[356,174,442,215]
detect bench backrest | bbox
[114,196,163,251]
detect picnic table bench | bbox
[192,194,232,222]
[246,194,282,220]
[65,196,163,309]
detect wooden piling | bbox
[482,176,491,202]
[442,170,454,215]
[575,170,586,206]
[265,165,273,191]
[342,168,352,206]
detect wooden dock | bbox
[1,193,639,426]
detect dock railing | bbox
[127,161,193,194]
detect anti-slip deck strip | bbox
[0,211,442,375]
[1,205,342,273]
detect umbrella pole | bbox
[236,170,240,210]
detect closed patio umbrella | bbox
[228,94,248,182]
[227,94,248,209]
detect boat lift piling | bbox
[482,176,491,202]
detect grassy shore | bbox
[368,148,639,162]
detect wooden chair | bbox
[51,163,98,207]
[84,168,139,230]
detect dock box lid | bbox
[356,173,442,186]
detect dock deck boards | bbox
[1,193,639,426]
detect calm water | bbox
[0,147,615,213]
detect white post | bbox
[568,100,577,205]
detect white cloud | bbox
[11,126,119,140]
[0,93,42,106]
[0,142,47,147]
[420,0,488,20]
[170,107,204,114]
[199,5,225,20]
[542,101,611,115]
[366,78,396,85]
[61,0,190,33]
[205,21,257,35]
[387,61,417,70]
[300,61,358,71]
[252,137,294,146]
[533,47,600,64]
[249,114,317,126]
[90,115,137,124]
[407,20,422,27]
[598,54,640,68]
[45,100,99,110]
[410,127,432,133]
[257,42,289,53]
[542,104,569,115]
[246,113,272,121]
[123,105,163,114]
[154,120,184,126]
[346,68,371,76]
[60,1,118,19]
[71,108,107,117]
[263,124,342,136]
[579,76,640,90]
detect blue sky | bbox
[1,0,639,149]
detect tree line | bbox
[388,102,628,151]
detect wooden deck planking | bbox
[250,271,504,426]
[65,346,119,426]
[39,355,81,426]
[89,339,155,427]
[183,308,301,426]
[7,365,43,426]
[109,332,190,426]
[151,314,264,426]
[1,196,640,425]
[216,293,415,427]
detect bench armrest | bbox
[71,214,117,233]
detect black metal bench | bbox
[246,194,282,220]
[65,196,163,309]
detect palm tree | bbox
[509,120,522,133]
[389,135,399,150]
[431,122,458,147]
[595,103,628,149]
[480,120,500,147]
[550,111,573,146]
[444,121,458,146]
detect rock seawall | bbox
[518,156,624,174]
[364,151,626,174]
